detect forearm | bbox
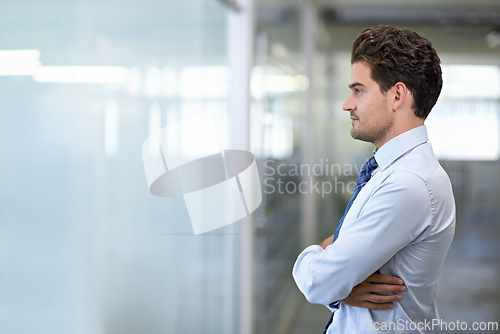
[292,245,353,305]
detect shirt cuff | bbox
[303,244,324,253]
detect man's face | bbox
[343,61,394,147]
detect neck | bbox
[374,118,425,149]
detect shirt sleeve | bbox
[292,171,432,306]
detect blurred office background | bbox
[0,0,499,333]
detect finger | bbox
[369,283,407,294]
[359,301,395,310]
[368,273,404,285]
[365,293,402,304]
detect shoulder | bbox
[374,169,430,204]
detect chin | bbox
[350,128,361,139]
[351,129,372,143]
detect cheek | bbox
[375,99,390,117]
[359,102,376,121]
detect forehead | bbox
[349,61,376,86]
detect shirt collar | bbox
[373,125,429,171]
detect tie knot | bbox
[365,156,378,173]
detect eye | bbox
[354,88,362,95]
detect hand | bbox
[318,235,334,249]
[340,273,406,310]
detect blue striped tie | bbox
[323,156,378,333]
[332,156,378,242]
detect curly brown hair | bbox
[351,25,442,119]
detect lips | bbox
[350,115,359,122]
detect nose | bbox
[343,95,355,112]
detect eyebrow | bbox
[348,82,365,89]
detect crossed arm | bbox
[319,236,406,310]
[293,173,429,307]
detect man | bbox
[292,25,455,333]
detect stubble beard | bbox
[351,125,379,144]
[351,118,393,146]
[351,122,393,147]
[350,101,393,146]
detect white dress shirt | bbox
[293,125,455,333]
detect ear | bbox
[391,82,408,111]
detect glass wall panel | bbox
[251,2,336,332]
[0,1,241,333]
